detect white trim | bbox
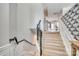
[0,44,11,56]
[0,44,10,49]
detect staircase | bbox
[60,3,79,56]
[9,37,36,56]
[8,20,42,56]
[42,32,67,56]
[13,41,36,56]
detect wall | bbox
[9,3,44,42]
[16,4,33,42]
[9,3,17,38]
[0,3,44,55]
[9,3,44,44]
[9,3,33,42]
[62,4,75,16]
[0,4,9,47]
[31,3,44,31]
[0,3,17,56]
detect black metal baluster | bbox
[37,20,42,56]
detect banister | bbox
[9,37,35,46]
[37,20,42,56]
[37,20,41,27]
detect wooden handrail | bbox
[71,41,79,56]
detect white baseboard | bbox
[0,44,10,56]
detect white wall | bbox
[9,3,44,43]
[9,3,17,38]
[0,4,9,47]
[16,4,33,42]
[62,4,75,16]
[0,3,44,55]
[9,3,33,42]
[31,4,44,31]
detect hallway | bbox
[42,32,67,56]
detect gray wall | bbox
[9,3,17,38]
[0,4,9,47]
[16,4,33,42]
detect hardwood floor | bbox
[42,31,67,56]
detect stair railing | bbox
[37,20,42,56]
[9,37,35,46]
[60,3,79,56]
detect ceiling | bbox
[43,3,75,17]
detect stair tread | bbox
[42,32,67,56]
